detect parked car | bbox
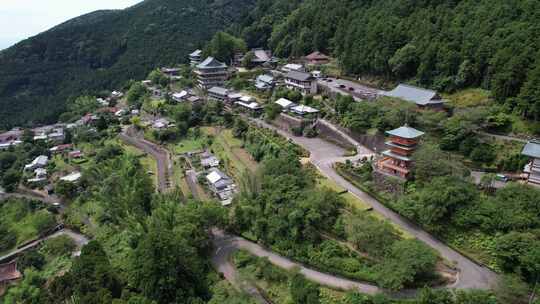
[495,174,509,182]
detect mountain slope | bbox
[0,0,255,128]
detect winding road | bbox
[0,193,90,263]
[119,127,172,192]
[249,118,498,290]
[118,118,499,296]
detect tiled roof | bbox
[208,87,229,96]
[384,84,445,106]
[286,71,313,82]
[386,125,425,139]
[197,57,227,69]
[522,140,540,158]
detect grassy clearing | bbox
[445,88,491,108]
[168,137,206,154]
[204,128,259,180]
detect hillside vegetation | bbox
[245,0,540,120]
[0,0,255,128]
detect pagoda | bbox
[377,125,424,179]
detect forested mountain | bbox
[246,0,540,120]
[2,0,540,128]
[0,0,255,128]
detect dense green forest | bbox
[0,0,255,128]
[243,0,540,120]
[1,0,539,128]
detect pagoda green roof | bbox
[386,125,424,139]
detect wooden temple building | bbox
[522,140,540,186]
[377,125,424,180]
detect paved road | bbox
[212,230,380,296]
[212,230,271,304]
[251,119,498,290]
[0,229,90,263]
[119,128,171,192]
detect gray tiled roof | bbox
[197,57,227,69]
[208,87,229,96]
[286,71,313,82]
[522,140,540,158]
[386,125,425,139]
[384,84,445,106]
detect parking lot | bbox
[317,77,384,101]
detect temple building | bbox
[377,125,424,180]
[194,57,228,89]
[522,140,540,186]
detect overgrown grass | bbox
[445,88,491,108]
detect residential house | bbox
[205,168,235,206]
[28,168,47,184]
[305,51,330,65]
[110,91,124,100]
[96,98,109,107]
[195,57,229,89]
[243,49,276,67]
[522,140,540,186]
[152,118,172,130]
[255,74,275,90]
[60,172,82,183]
[189,49,203,66]
[384,84,446,110]
[275,98,296,111]
[0,261,22,288]
[290,105,320,117]
[50,144,73,154]
[208,87,230,102]
[172,90,189,102]
[235,101,262,116]
[24,155,49,171]
[200,152,220,169]
[285,71,317,95]
[68,150,83,159]
[0,129,23,150]
[282,63,305,73]
[187,96,201,103]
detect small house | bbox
[206,169,234,192]
[110,91,124,100]
[235,101,262,115]
[305,51,330,65]
[275,98,296,111]
[290,105,320,117]
[50,144,73,154]
[208,87,230,102]
[200,153,220,169]
[282,63,305,73]
[60,172,82,183]
[255,74,275,90]
[24,155,48,171]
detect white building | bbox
[24,156,49,171]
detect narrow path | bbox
[250,118,498,290]
[477,131,529,144]
[119,127,171,192]
[185,169,201,200]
